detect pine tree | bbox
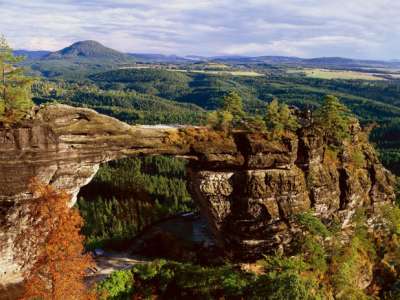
[265,98,282,132]
[265,98,299,135]
[222,91,244,120]
[0,35,33,124]
[315,95,352,143]
[20,181,95,300]
[208,91,244,130]
[207,110,233,131]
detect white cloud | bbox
[24,37,67,51]
[0,0,399,59]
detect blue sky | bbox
[1,0,399,59]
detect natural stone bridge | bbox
[0,104,396,289]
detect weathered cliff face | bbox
[189,126,396,259]
[0,105,238,288]
[0,104,396,288]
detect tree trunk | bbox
[2,64,8,113]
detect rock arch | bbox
[0,104,395,288]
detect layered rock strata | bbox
[0,104,395,288]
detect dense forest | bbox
[77,156,192,249]
[31,66,400,175]
[7,38,399,298]
[85,93,400,300]
[96,207,400,299]
[2,0,400,293]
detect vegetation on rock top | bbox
[0,36,34,125]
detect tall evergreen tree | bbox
[315,95,352,143]
[265,98,299,135]
[0,35,33,123]
[265,98,282,132]
[208,91,244,131]
[222,91,244,120]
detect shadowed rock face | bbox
[189,128,396,259]
[0,104,396,287]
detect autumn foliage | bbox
[19,180,94,300]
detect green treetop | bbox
[222,91,244,120]
[207,110,233,132]
[207,91,244,131]
[315,95,352,144]
[265,98,299,135]
[0,35,34,124]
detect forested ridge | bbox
[4,35,400,298]
[82,90,400,300]
[31,66,400,174]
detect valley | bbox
[22,40,400,175]
[3,0,400,297]
[1,38,400,299]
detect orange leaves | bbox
[20,180,95,300]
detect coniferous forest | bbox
[2,16,400,298]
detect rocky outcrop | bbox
[0,105,238,288]
[0,104,396,288]
[189,127,396,259]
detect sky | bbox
[1,0,400,59]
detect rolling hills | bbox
[20,40,400,174]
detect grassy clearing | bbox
[202,63,230,69]
[175,69,264,77]
[119,66,264,77]
[287,68,385,81]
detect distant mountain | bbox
[16,40,400,78]
[184,55,208,61]
[24,41,135,79]
[302,57,395,68]
[13,50,51,60]
[16,39,400,68]
[44,40,131,62]
[210,55,303,64]
[256,56,304,64]
[209,55,400,68]
[304,57,357,65]
[128,53,191,63]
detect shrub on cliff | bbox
[375,205,400,299]
[256,255,326,300]
[395,177,400,207]
[97,257,327,299]
[96,268,134,299]
[294,212,331,274]
[0,35,34,125]
[329,212,375,300]
[207,110,234,131]
[97,260,253,299]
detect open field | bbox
[201,63,230,69]
[118,66,265,77]
[287,68,386,80]
[174,69,265,77]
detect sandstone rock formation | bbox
[0,104,396,289]
[189,127,396,259]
